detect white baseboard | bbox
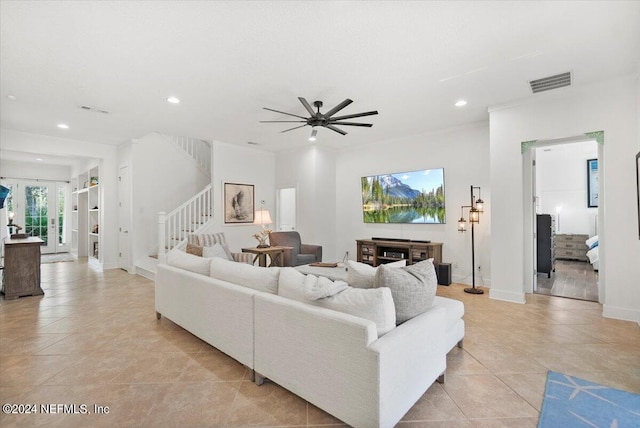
[452,274,491,288]
[135,266,156,281]
[489,288,526,304]
[603,304,640,324]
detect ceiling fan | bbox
[261,97,378,136]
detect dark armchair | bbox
[268,231,322,267]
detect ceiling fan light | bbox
[309,129,317,141]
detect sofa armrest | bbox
[232,252,254,265]
[368,306,447,427]
[300,244,322,262]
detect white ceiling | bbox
[1,1,639,160]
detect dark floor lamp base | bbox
[464,287,484,295]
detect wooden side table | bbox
[241,246,291,267]
[2,237,45,299]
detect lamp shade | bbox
[253,209,272,225]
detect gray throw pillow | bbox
[374,259,438,324]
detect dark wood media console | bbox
[356,239,442,267]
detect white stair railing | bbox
[164,134,211,175]
[158,184,212,263]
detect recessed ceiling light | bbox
[35,158,44,161]
[455,100,467,107]
[7,95,17,100]
[57,123,69,129]
[167,97,180,104]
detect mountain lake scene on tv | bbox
[361,169,445,224]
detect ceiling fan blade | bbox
[324,99,353,118]
[325,124,348,135]
[263,107,307,119]
[298,97,316,116]
[330,122,373,127]
[280,124,309,133]
[329,110,378,121]
[260,120,306,123]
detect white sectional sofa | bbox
[155,253,464,428]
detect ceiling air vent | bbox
[80,105,110,114]
[529,72,571,94]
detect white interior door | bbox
[118,166,131,271]
[278,187,296,231]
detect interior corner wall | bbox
[489,75,640,322]
[130,133,210,268]
[335,123,490,285]
[209,141,276,253]
[274,145,337,261]
[0,129,119,269]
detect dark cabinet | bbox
[2,237,44,299]
[536,214,555,278]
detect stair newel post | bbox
[158,211,167,264]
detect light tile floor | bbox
[0,260,638,427]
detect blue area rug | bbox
[538,371,640,427]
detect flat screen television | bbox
[361,168,445,224]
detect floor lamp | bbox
[458,185,485,294]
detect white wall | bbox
[0,159,71,182]
[490,75,640,322]
[335,123,490,285]
[206,141,276,253]
[535,141,598,236]
[128,133,210,269]
[275,145,337,261]
[0,129,119,269]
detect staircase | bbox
[132,133,214,279]
[163,134,211,175]
[158,184,213,263]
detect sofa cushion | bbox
[166,249,211,276]
[347,259,407,289]
[279,268,396,336]
[210,257,280,294]
[433,296,465,328]
[374,259,438,324]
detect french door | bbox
[1,179,68,254]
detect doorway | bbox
[0,179,69,254]
[527,138,600,302]
[277,187,296,231]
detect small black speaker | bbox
[436,263,451,286]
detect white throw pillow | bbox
[586,235,598,247]
[374,259,438,324]
[278,267,308,301]
[210,257,279,294]
[347,259,407,289]
[278,267,396,336]
[304,276,349,300]
[166,249,211,276]
[202,243,233,261]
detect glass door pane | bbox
[24,184,56,253]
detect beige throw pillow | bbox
[374,259,438,324]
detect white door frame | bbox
[523,133,604,303]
